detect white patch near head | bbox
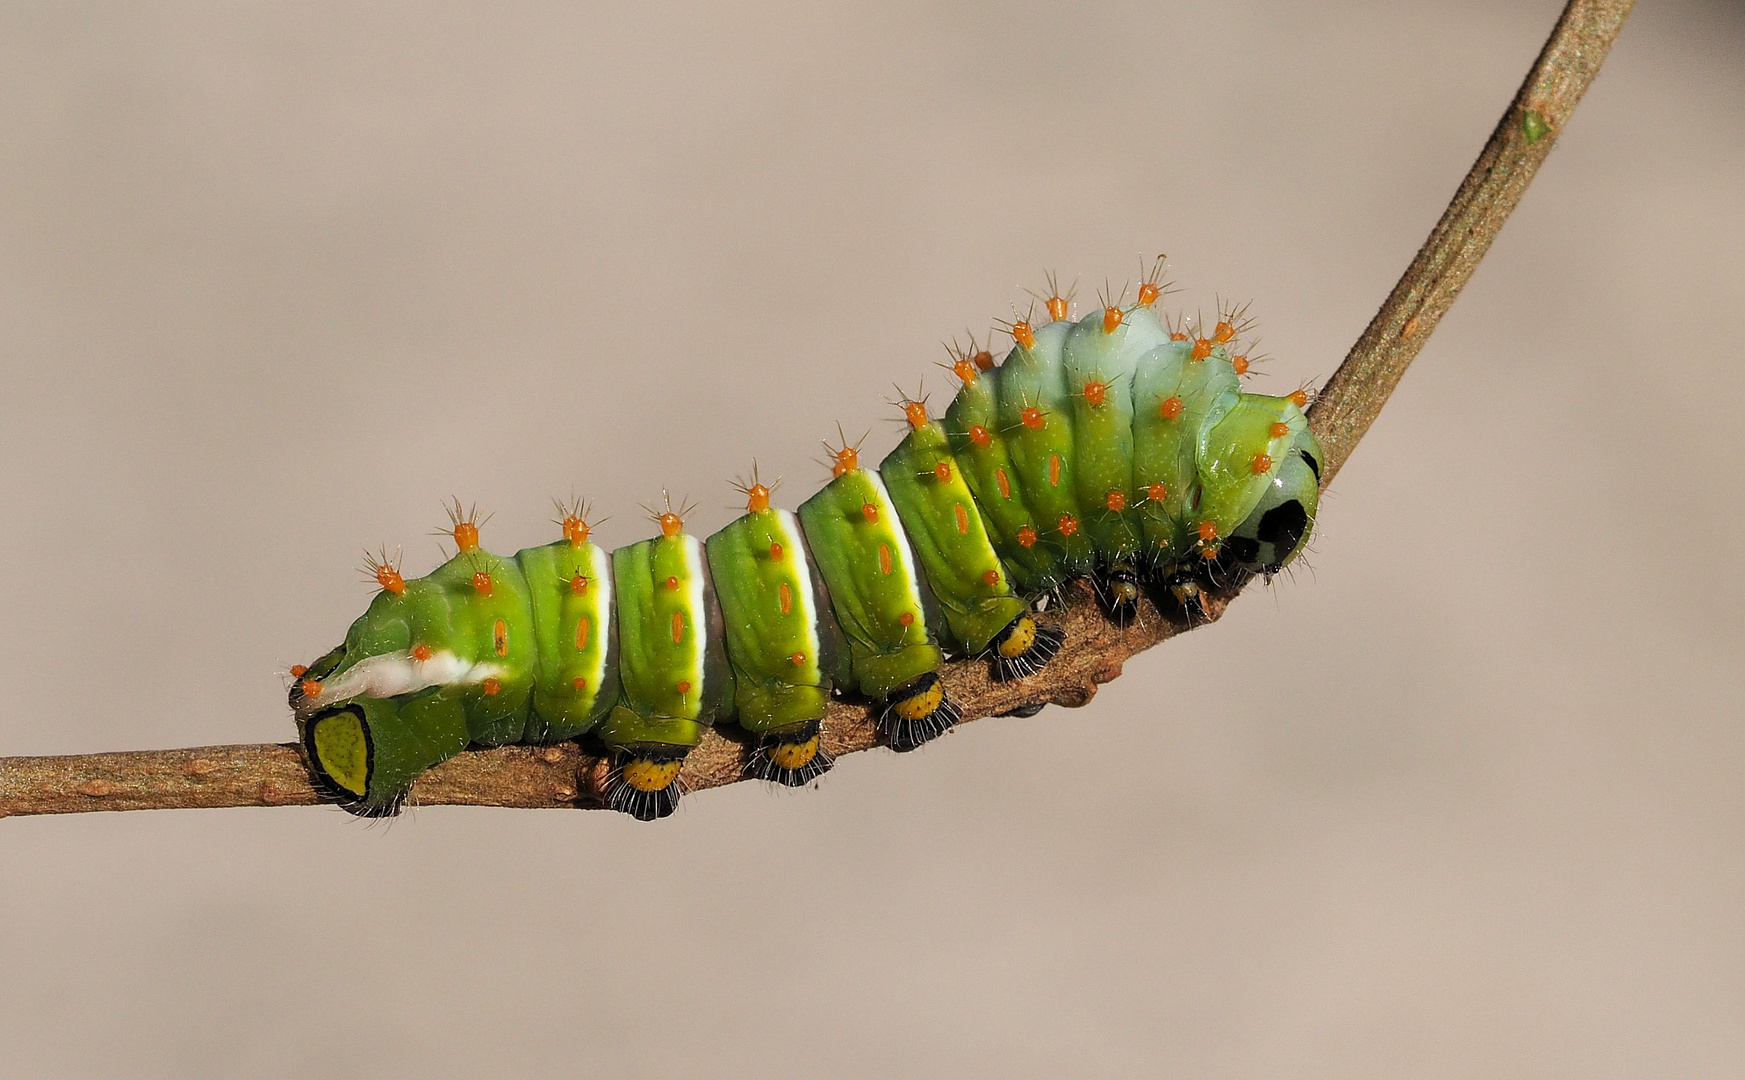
[296,649,502,718]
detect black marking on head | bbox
[1256,499,1309,556]
[1298,447,1321,483]
[1223,536,1261,565]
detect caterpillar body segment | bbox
[291,260,1326,821]
[705,505,851,785]
[878,413,1028,656]
[941,356,1059,594]
[994,319,1098,579]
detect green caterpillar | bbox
[289,260,1322,820]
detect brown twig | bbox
[0,0,1633,820]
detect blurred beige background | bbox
[2,1,1741,1076]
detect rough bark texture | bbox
[0,0,1634,820]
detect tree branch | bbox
[0,0,1633,820]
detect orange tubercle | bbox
[1270,422,1290,439]
[1046,295,1068,322]
[861,502,879,523]
[412,644,433,662]
[1057,514,1078,538]
[769,541,784,561]
[790,652,806,666]
[1146,482,1167,502]
[1289,389,1309,408]
[453,521,479,552]
[969,424,992,448]
[933,461,951,483]
[973,348,995,371]
[299,678,322,698]
[659,512,683,539]
[982,569,999,587]
[1017,526,1038,548]
[481,677,501,696]
[1083,380,1106,407]
[1197,521,1219,542]
[1231,355,1250,376]
[746,484,770,513]
[833,447,859,476]
[289,664,308,678]
[1191,338,1213,361]
[1213,320,1235,344]
[903,399,928,430]
[897,611,914,627]
[572,676,587,691]
[1252,452,1273,474]
[676,679,691,695]
[1021,406,1045,431]
[952,356,978,385]
[374,565,405,595]
[1106,490,1126,512]
[1160,396,1183,420]
[1012,321,1036,350]
[1102,306,1122,334]
[665,575,680,591]
[561,515,590,547]
[1138,282,1161,307]
[570,573,588,595]
[472,571,493,597]
[1170,331,1188,341]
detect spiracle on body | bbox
[287,259,1324,820]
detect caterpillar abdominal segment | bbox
[290,258,1322,820]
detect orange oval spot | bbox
[933,461,952,484]
[1252,452,1273,475]
[1083,380,1106,407]
[1102,306,1122,334]
[562,516,590,546]
[1191,338,1213,360]
[1146,482,1167,503]
[1017,526,1038,548]
[1013,321,1036,350]
[995,467,1011,500]
[1021,406,1045,431]
[670,611,684,643]
[572,676,587,691]
[453,522,480,552]
[769,541,784,561]
[289,664,308,678]
[953,503,969,535]
[1197,521,1219,542]
[299,678,322,699]
[481,677,501,696]
[493,618,508,658]
[1289,389,1309,408]
[1231,355,1250,376]
[1106,490,1126,512]
[1270,422,1290,439]
[659,512,683,539]
[878,543,893,576]
[778,582,793,616]
[861,502,879,523]
[1046,295,1068,321]
[903,400,928,430]
[676,679,691,695]
[1160,396,1184,420]
[790,652,806,666]
[570,573,588,595]
[973,349,995,371]
[472,571,493,597]
[575,617,590,651]
[969,424,992,448]
[982,569,999,587]
[1058,514,1079,538]
[1048,453,1062,488]
[746,484,770,513]
[375,566,406,595]
[833,447,859,476]
[665,575,680,591]
[952,357,978,385]
[1138,282,1161,307]
[897,611,914,627]
[1213,320,1235,344]
[412,644,433,662]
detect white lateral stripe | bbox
[776,508,822,683]
[864,470,927,636]
[304,649,501,714]
[583,543,612,692]
[681,534,708,693]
